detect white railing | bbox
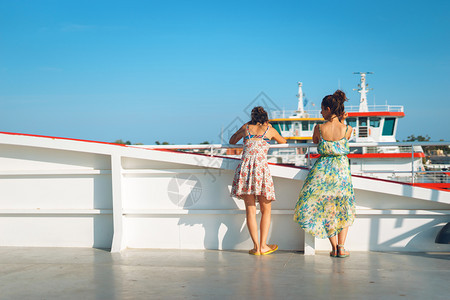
[270,110,322,119]
[270,105,404,119]
[135,142,450,185]
[344,105,404,112]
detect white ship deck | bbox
[0,131,449,298]
[0,247,449,299]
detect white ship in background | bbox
[268,73,449,189]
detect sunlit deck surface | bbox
[0,248,449,299]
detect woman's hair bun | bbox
[250,106,269,125]
[333,90,347,103]
[321,90,347,117]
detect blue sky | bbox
[1,0,449,144]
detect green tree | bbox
[114,139,142,145]
[404,134,430,142]
[404,134,449,155]
[114,139,131,145]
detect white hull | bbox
[0,132,449,253]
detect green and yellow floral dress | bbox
[294,125,356,238]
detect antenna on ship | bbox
[296,82,305,116]
[353,72,373,112]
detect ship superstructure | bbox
[268,73,428,183]
[270,73,405,144]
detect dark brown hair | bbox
[249,106,269,125]
[321,90,347,117]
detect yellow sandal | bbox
[261,244,278,256]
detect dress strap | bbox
[245,124,251,138]
[261,125,270,138]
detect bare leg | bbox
[259,197,271,253]
[259,196,277,254]
[243,195,259,253]
[328,235,337,256]
[337,226,348,245]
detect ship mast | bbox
[353,72,373,112]
[296,82,305,114]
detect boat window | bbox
[346,118,356,128]
[359,117,368,127]
[271,122,282,134]
[369,117,381,128]
[302,121,308,131]
[284,122,292,131]
[382,118,396,136]
[309,122,315,130]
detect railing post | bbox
[307,146,311,169]
[411,144,415,184]
[111,153,125,252]
[304,232,315,255]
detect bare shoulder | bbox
[267,126,279,137]
[239,123,249,131]
[234,123,248,136]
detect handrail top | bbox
[134,141,450,150]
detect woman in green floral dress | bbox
[294,90,356,258]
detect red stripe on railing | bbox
[0,131,128,147]
[347,112,405,117]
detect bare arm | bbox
[312,124,320,144]
[340,112,348,124]
[229,125,247,144]
[346,125,353,140]
[339,112,353,139]
[269,127,287,144]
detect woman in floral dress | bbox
[230,106,286,255]
[294,90,356,258]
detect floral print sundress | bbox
[294,125,356,238]
[231,125,276,201]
